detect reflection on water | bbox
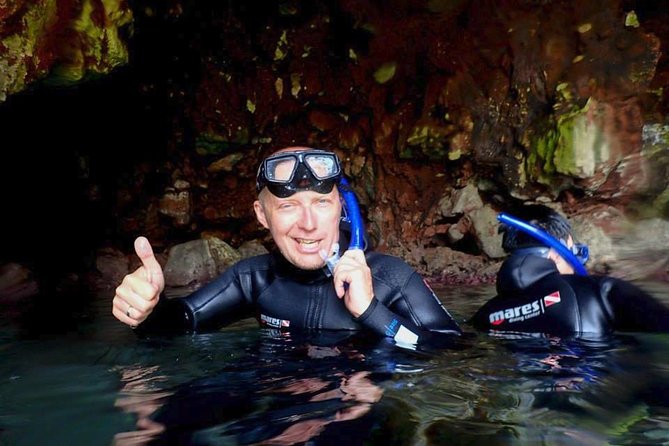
[1,284,669,445]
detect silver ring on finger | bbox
[126,305,133,318]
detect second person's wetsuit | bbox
[469,253,669,335]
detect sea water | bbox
[1,283,669,445]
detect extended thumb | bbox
[134,236,163,284]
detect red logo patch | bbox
[543,291,561,307]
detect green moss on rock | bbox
[373,62,396,84]
[52,0,132,83]
[527,99,605,186]
[0,0,58,101]
[404,121,454,160]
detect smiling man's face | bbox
[254,187,341,270]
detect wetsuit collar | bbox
[496,253,560,297]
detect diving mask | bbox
[256,150,343,198]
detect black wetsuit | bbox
[141,237,461,344]
[469,254,669,335]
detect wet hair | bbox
[500,204,574,253]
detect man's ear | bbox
[254,200,270,229]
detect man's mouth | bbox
[296,238,319,247]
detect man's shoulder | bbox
[232,253,273,273]
[365,251,416,284]
[366,251,413,268]
[560,273,605,297]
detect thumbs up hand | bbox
[133,236,165,291]
[112,237,165,327]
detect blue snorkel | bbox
[498,212,589,276]
[322,177,365,273]
[338,177,365,250]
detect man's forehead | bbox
[261,186,340,203]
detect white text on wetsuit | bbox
[488,292,561,326]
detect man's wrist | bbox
[354,297,378,321]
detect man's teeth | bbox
[297,239,318,245]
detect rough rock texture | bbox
[163,237,241,289]
[0,0,132,102]
[0,262,39,301]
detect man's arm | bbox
[333,251,461,347]
[114,236,256,334]
[171,261,256,332]
[140,258,259,334]
[129,253,257,335]
[355,270,461,347]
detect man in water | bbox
[112,147,461,345]
[470,204,669,335]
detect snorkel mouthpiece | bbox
[498,212,589,276]
[321,243,341,275]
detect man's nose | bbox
[298,206,316,230]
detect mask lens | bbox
[265,156,297,182]
[304,154,339,179]
[573,243,589,264]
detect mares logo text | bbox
[260,313,291,328]
[489,291,561,326]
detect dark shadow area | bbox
[0,68,168,288]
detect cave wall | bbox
[2,0,669,284]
